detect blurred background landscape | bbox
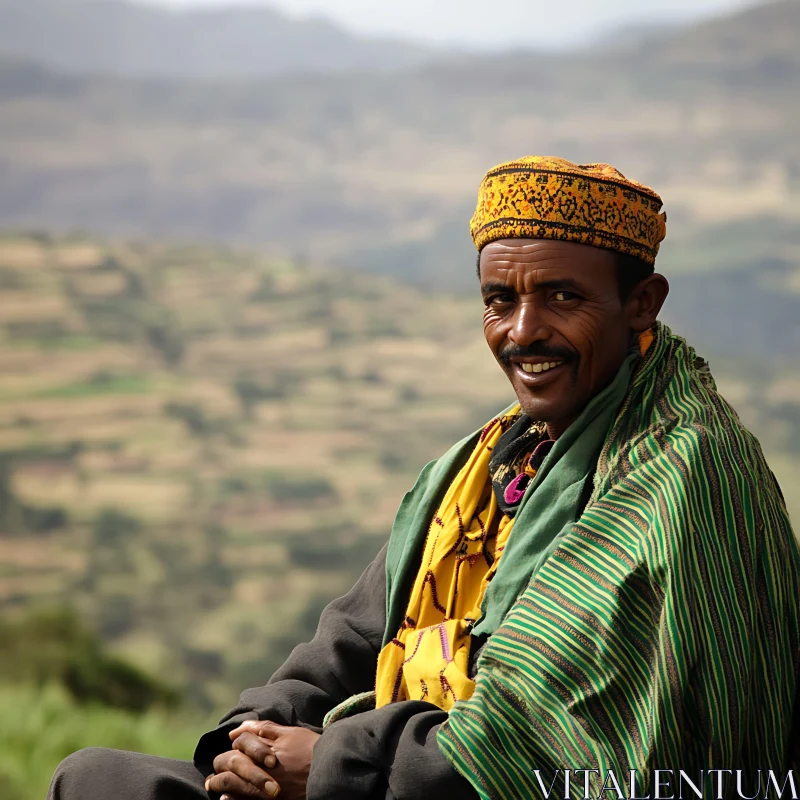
[0,0,798,796]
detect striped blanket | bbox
[436,323,800,799]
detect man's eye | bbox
[553,291,578,301]
[486,294,512,306]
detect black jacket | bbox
[193,544,478,799]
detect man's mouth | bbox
[518,360,565,374]
[509,358,570,386]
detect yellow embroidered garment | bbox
[374,407,523,711]
[374,332,655,713]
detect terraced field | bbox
[0,233,513,708]
[0,232,797,712]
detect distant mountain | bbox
[0,0,797,294]
[0,0,436,78]
[643,0,800,68]
[585,18,685,51]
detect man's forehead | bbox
[481,238,613,262]
[482,238,562,255]
[479,239,616,284]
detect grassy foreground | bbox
[0,684,211,800]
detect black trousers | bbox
[48,748,209,800]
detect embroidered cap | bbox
[471,156,667,266]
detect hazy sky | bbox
[152,0,757,48]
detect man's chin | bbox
[510,382,559,417]
[518,400,560,424]
[512,386,580,428]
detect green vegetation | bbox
[0,683,208,800]
[34,372,152,400]
[0,608,179,711]
[0,607,205,800]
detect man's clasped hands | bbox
[205,721,321,800]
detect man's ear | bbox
[628,273,669,333]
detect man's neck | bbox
[545,420,570,441]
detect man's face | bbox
[480,238,636,438]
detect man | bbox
[50,157,800,800]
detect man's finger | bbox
[211,751,277,795]
[205,771,279,798]
[253,721,286,736]
[229,720,288,741]
[232,731,277,768]
[229,720,263,739]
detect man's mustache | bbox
[498,344,576,365]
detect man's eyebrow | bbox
[534,278,583,291]
[480,277,583,296]
[480,280,512,296]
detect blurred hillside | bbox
[0,0,435,78]
[0,231,798,716]
[0,0,797,290]
[0,232,515,711]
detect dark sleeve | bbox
[194,543,388,775]
[306,701,479,800]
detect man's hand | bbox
[205,746,280,799]
[229,721,321,800]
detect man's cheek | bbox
[483,326,505,363]
[564,316,606,368]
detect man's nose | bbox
[508,301,549,347]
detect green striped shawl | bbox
[435,323,800,799]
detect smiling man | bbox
[50,157,800,800]
[478,237,663,439]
